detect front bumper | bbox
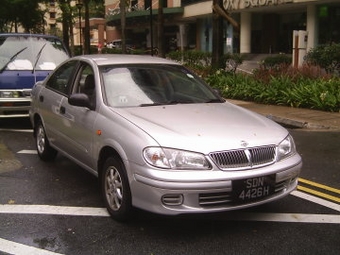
[130,154,302,215]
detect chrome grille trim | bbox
[199,192,232,206]
[209,146,276,170]
[198,176,295,207]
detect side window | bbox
[74,63,96,108]
[46,61,77,95]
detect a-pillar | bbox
[306,4,318,52]
[240,12,251,54]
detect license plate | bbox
[232,175,275,202]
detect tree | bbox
[0,0,13,32]
[212,0,224,69]
[211,0,239,69]
[120,0,127,54]
[52,0,104,55]
[83,0,105,54]
[0,0,43,33]
[57,0,73,55]
[157,0,164,58]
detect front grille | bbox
[198,178,295,207]
[0,102,30,107]
[4,110,29,116]
[13,102,31,107]
[209,146,276,170]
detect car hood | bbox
[113,102,288,153]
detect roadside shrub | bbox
[305,43,340,75]
[261,54,292,69]
[166,50,244,77]
[101,47,146,55]
[253,64,332,83]
[206,69,340,112]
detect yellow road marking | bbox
[297,185,340,203]
[298,178,340,195]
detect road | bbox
[0,118,339,255]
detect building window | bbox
[50,0,55,6]
[318,4,340,44]
[50,12,56,19]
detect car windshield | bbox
[101,64,223,108]
[0,35,69,71]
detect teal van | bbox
[0,33,69,117]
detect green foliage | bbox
[101,47,146,55]
[260,54,292,69]
[0,0,43,33]
[206,66,340,112]
[305,43,340,75]
[166,50,244,78]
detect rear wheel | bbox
[101,156,132,221]
[35,121,57,161]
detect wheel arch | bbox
[32,113,43,137]
[98,146,124,179]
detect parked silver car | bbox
[30,54,302,221]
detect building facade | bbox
[105,0,340,54]
[35,1,105,49]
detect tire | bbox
[35,121,57,161]
[101,156,132,221]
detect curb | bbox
[267,115,338,130]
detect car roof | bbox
[75,54,181,66]
[0,33,62,40]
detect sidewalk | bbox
[228,99,340,130]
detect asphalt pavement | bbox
[228,99,340,130]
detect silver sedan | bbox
[30,54,302,221]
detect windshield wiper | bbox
[32,43,47,74]
[139,102,164,107]
[140,100,195,107]
[0,47,27,73]
[166,100,193,105]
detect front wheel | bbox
[35,121,57,161]
[101,156,132,221]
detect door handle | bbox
[60,106,66,114]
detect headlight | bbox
[143,147,211,170]
[0,91,21,98]
[277,135,296,161]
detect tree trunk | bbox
[120,0,126,53]
[212,0,224,69]
[157,0,164,58]
[84,0,91,54]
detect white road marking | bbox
[0,191,339,254]
[0,204,109,217]
[291,190,340,212]
[0,238,64,255]
[233,212,340,224]
[0,129,33,133]
[0,201,339,224]
[17,150,37,154]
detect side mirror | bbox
[68,93,94,110]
